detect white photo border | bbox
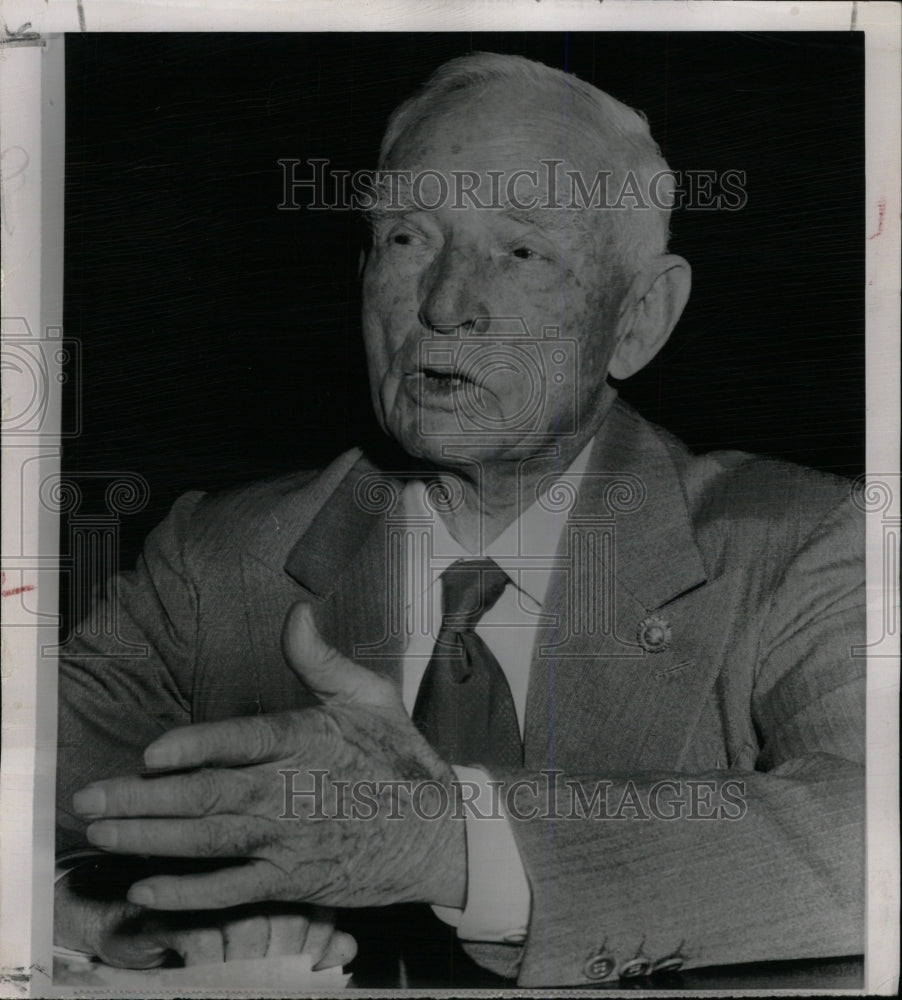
[1,2,898,996]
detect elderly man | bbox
[56,53,864,987]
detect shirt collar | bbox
[402,438,595,609]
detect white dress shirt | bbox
[400,440,594,943]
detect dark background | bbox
[62,31,864,578]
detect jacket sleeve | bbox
[492,492,865,986]
[56,491,206,853]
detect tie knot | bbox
[440,558,508,630]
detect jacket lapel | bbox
[523,401,723,771]
[282,456,406,686]
[238,551,317,715]
[233,450,405,720]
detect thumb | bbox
[282,602,401,711]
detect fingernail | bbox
[128,885,155,907]
[72,786,106,817]
[86,823,117,848]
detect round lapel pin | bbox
[637,615,671,652]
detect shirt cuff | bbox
[431,765,531,944]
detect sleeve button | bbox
[652,956,684,973]
[582,954,616,980]
[619,957,651,978]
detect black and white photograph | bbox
[0,4,898,996]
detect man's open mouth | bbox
[417,366,474,389]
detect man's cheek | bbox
[380,374,403,418]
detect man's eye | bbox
[385,228,425,248]
[510,246,544,261]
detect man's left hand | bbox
[72,602,467,913]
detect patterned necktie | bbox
[412,558,523,768]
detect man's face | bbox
[361,85,629,467]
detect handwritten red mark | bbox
[1,571,37,598]
[868,198,886,240]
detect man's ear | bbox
[608,254,691,381]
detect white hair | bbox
[379,52,673,276]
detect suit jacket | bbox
[57,398,865,986]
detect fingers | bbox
[155,914,272,966]
[73,767,261,820]
[315,929,357,970]
[86,815,261,858]
[266,912,309,957]
[268,906,356,971]
[282,602,401,710]
[156,926,224,966]
[149,910,355,969]
[142,713,300,771]
[221,913,271,962]
[127,860,276,911]
[297,910,333,963]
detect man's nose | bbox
[417,246,488,333]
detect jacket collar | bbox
[577,399,708,611]
[283,398,707,612]
[283,452,392,598]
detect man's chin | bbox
[392,434,533,476]
[383,396,540,468]
[385,418,487,467]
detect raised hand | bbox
[72,603,467,913]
